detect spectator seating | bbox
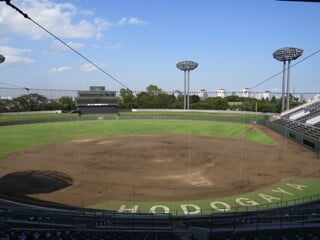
[270,99,320,141]
[280,99,320,126]
[1,199,320,240]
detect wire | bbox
[0,81,29,91]
[250,49,320,90]
[2,0,132,91]
[0,85,86,93]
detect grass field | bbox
[0,117,275,159]
[90,178,320,215]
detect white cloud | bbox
[128,17,147,25]
[94,18,112,40]
[80,62,109,72]
[0,45,34,65]
[66,41,84,50]
[80,10,95,16]
[49,40,84,55]
[50,66,71,73]
[0,37,10,44]
[117,17,127,26]
[117,17,147,26]
[107,43,122,49]
[80,63,98,72]
[0,0,111,39]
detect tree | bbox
[13,93,48,111]
[289,94,305,109]
[44,101,63,111]
[225,95,243,102]
[258,102,278,113]
[212,97,229,110]
[146,84,162,95]
[270,96,278,104]
[58,96,75,111]
[191,101,212,109]
[169,101,184,109]
[135,91,155,108]
[170,95,184,109]
[192,97,229,110]
[0,100,9,113]
[119,88,134,109]
[190,95,200,104]
[155,93,176,108]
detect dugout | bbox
[76,86,119,114]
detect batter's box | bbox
[190,177,212,186]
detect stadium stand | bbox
[280,99,320,125]
[1,198,320,240]
[272,118,320,140]
[267,99,320,153]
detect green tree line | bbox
[0,94,75,113]
[0,84,304,113]
[119,85,303,113]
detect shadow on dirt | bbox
[0,170,73,196]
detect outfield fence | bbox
[0,110,268,126]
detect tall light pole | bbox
[0,54,5,64]
[176,60,198,110]
[273,47,303,112]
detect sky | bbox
[0,0,319,94]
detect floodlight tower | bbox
[0,54,5,64]
[273,47,303,112]
[176,60,198,109]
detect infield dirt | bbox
[0,124,319,208]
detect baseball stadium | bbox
[0,101,319,239]
[1,0,320,239]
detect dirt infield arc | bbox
[0,124,319,210]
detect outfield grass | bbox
[0,119,275,158]
[243,128,275,145]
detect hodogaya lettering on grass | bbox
[117,183,308,215]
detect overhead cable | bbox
[1,0,131,91]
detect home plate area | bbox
[189,176,212,186]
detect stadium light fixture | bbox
[0,54,5,64]
[273,47,303,112]
[176,60,198,110]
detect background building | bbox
[172,90,182,99]
[242,88,251,98]
[257,91,273,100]
[217,88,226,98]
[76,86,119,114]
[198,89,208,100]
